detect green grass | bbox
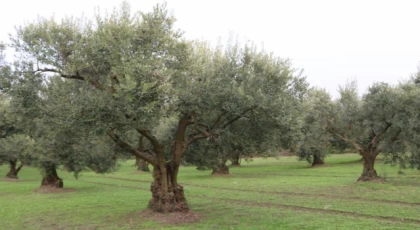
[1,154,420,229]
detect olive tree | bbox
[11,3,306,212]
[296,88,333,166]
[0,43,34,179]
[326,80,420,181]
[3,58,124,187]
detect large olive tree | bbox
[11,3,306,212]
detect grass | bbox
[1,154,420,229]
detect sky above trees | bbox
[1,0,419,97]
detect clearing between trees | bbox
[1,154,420,229]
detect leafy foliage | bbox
[296,88,333,164]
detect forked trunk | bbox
[6,160,23,179]
[311,154,324,166]
[136,156,150,172]
[230,152,241,167]
[358,154,379,181]
[41,165,63,188]
[148,162,188,212]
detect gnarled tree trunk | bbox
[6,160,23,179]
[212,157,230,175]
[212,164,230,175]
[230,152,241,167]
[148,162,188,212]
[311,154,324,166]
[358,152,379,182]
[136,156,150,172]
[41,165,63,188]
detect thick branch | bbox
[107,131,157,165]
[328,128,361,152]
[185,133,208,147]
[136,128,165,164]
[192,113,211,137]
[137,136,144,152]
[211,111,227,129]
[222,106,256,129]
[378,128,402,153]
[171,115,190,163]
[371,122,392,147]
[35,68,85,80]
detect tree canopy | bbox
[9,2,307,212]
[2,1,420,216]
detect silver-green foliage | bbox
[10,2,306,170]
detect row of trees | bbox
[1,2,420,213]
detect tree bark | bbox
[358,152,380,181]
[41,165,63,188]
[230,152,241,167]
[6,160,23,179]
[212,164,230,175]
[136,156,150,172]
[148,162,188,212]
[311,154,324,166]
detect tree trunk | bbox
[230,152,241,167]
[41,165,63,188]
[6,160,23,179]
[311,154,324,166]
[212,163,230,175]
[358,154,379,182]
[136,156,150,172]
[148,162,188,213]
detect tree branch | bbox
[34,68,85,80]
[211,111,227,129]
[328,128,361,152]
[371,122,392,147]
[378,128,402,153]
[136,128,165,164]
[222,106,256,129]
[107,131,157,165]
[186,134,208,147]
[192,113,211,137]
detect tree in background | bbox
[296,88,333,166]
[326,80,420,181]
[0,43,34,179]
[381,76,420,171]
[11,2,306,212]
[0,134,35,179]
[3,58,124,187]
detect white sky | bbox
[1,0,419,97]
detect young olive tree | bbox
[11,3,306,212]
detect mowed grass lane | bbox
[1,154,420,229]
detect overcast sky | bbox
[1,0,419,97]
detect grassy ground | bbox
[1,154,420,229]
